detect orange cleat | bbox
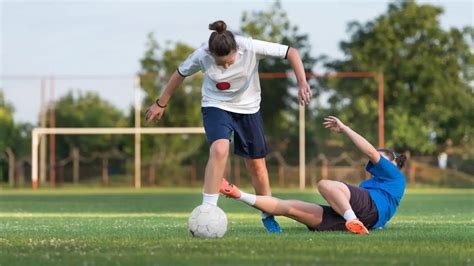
[345,219,369,235]
[219,178,241,199]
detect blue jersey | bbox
[359,156,406,228]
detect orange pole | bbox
[378,73,384,148]
[258,72,378,79]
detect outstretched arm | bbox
[145,71,185,124]
[287,48,312,105]
[323,116,380,164]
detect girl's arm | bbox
[157,71,185,106]
[145,71,185,124]
[323,116,381,164]
[286,48,312,105]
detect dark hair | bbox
[377,148,407,169]
[395,154,407,169]
[208,20,237,56]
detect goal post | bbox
[31,127,205,189]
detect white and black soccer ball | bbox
[188,204,227,238]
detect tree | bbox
[0,91,32,184]
[323,0,474,154]
[240,1,317,158]
[139,35,202,129]
[137,34,205,179]
[52,91,128,158]
[0,91,16,153]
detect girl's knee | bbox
[317,179,332,194]
[210,140,229,158]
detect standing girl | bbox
[146,20,312,233]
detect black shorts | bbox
[202,107,268,159]
[312,183,378,232]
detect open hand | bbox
[323,116,346,133]
[298,81,312,105]
[145,103,165,124]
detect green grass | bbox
[0,188,473,265]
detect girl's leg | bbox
[245,158,282,232]
[317,180,369,234]
[245,158,271,196]
[317,180,351,216]
[224,180,323,229]
[253,196,324,229]
[202,139,230,205]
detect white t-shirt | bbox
[177,36,289,114]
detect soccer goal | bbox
[31,127,205,189]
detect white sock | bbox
[238,191,257,206]
[343,209,357,221]
[236,193,269,218]
[260,211,270,219]
[202,193,219,206]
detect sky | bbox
[1,0,473,124]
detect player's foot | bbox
[219,178,241,198]
[345,219,369,235]
[262,216,282,233]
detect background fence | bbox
[2,148,473,188]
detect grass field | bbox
[0,188,473,265]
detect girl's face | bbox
[213,50,237,69]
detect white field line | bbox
[0,212,254,219]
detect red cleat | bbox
[345,219,369,235]
[219,178,241,199]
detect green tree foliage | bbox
[323,0,474,154]
[138,33,204,170]
[0,91,29,158]
[240,1,317,155]
[52,92,128,158]
[10,123,33,159]
[0,91,16,153]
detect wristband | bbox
[155,99,167,108]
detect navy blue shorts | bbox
[201,107,268,159]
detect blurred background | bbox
[1,0,473,189]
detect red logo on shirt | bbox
[216,82,231,91]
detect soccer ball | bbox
[188,204,228,238]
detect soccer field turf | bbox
[0,188,473,265]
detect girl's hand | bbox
[323,116,346,133]
[145,103,165,124]
[298,81,312,105]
